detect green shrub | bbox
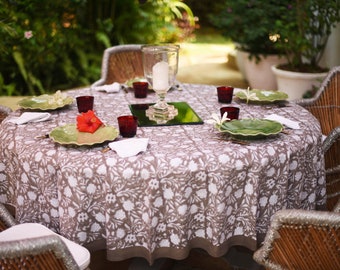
[0,0,195,96]
[209,0,291,60]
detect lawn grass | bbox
[191,27,231,44]
[176,27,246,87]
[179,27,235,66]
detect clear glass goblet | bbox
[142,44,179,123]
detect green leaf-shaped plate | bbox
[18,94,74,111]
[217,119,283,139]
[125,77,149,87]
[50,124,119,146]
[235,89,288,103]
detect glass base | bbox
[146,103,178,124]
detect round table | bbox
[0,83,326,263]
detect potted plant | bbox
[271,0,340,100]
[210,0,289,90]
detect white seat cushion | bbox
[0,223,90,269]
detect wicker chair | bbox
[296,66,340,210]
[322,126,340,210]
[334,198,340,212]
[0,203,90,269]
[0,105,12,124]
[253,208,340,270]
[92,44,144,87]
[0,203,17,232]
[0,234,80,270]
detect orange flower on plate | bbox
[76,110,104,133]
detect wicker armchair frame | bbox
[296,66,340,135]
[296,66,340,210]
[92,44,144,87]
[0,235,80,270]
[253,209,340,270]
[334,198,340,212]
[0,203,17,232]
[0,105,12,124]
[323,126,340,210]
[0,203,90,269]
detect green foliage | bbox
[209,0,340,71]
[1,0,93,96]
[183,0,225,27]
[0,0,195,96]
[272,0,340,72]
[209,0,291,59]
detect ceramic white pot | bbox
[235,49,248,80]
[243,53,287,90]
[271,65,328,100]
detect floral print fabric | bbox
[0,84,325,264]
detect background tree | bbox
[0,0,195,96]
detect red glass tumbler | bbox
[133,81,148,98]
[76,96,94,113]
[220,106,240,120]
[217,86,234,103]
[117,115,138,138]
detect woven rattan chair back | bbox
[0,105,12,124]
[323,126,340,211]
[0,235,80,270]
[0,203,17,232]
[253,209,340,270]
[297,66,340,210]
[296,66,340,135]
[92,44,144,87]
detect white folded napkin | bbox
[8,112,51,125]
[265,114,300,129]
[109,138,149,158]
[93,82,121,93]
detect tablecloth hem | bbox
[106,235,257,265]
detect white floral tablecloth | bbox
[0,83,325,264]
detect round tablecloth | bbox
[0,83,325,263]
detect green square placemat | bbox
[129,102,204,127]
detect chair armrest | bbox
[253,209,340,270]
[322,125,340,153]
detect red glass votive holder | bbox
[217,86,234,103]
[220,106,240,120]
[76,96,94,113]
[133,81,148,98]
[117,115,138,138]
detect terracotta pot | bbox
[272,65,328,100]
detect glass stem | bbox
[155,90,168,111]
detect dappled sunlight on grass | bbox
[178,27,236,66]
[179,43,235,66]
[177,40,247,87]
